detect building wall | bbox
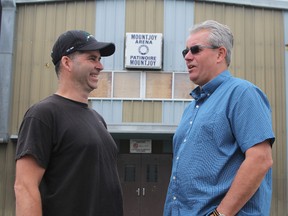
[0,0,286,215]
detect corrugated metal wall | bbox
[95,0,126,70]
[123,101,162,123]
[126,0,164,33]
[193,2,287,215]
[163,0,194,71]
[0,142,15,216]
[0,0,286,215]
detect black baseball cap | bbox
[51,30,115,65]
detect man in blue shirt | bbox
[164,20,275,216]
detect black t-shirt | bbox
[16,94,123,216]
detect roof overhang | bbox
[107,123,177,134]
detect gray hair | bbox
[189,20,234,66]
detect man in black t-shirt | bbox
[14,30,123,216]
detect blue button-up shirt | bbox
[164,70,275,216]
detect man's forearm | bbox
[216,143,273,215]
[15,186,42,216]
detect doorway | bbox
[117,154,172,216]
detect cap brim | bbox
[78,42,115,57]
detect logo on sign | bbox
[138,45,149,55]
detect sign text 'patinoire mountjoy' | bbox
[125,33,163,69]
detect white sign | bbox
[125,33,163,69]
[130,139,152,153]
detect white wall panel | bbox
[163,0,194,71]
[95,0,126,70]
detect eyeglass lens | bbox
[182,45,202,58]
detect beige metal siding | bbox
[194,2,287,215]
[11,1,96,134]
[125,0,164,33]
[123,101,162,123]
[0,142,16,216]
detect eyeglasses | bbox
[182,45,219,58]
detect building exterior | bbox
[0,0,287,215]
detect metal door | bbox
[118,154,172,216]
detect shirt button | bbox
[184,139,186,142]
[173,176,176,180]
[196,105,199,108]
[176,156,179,160]
[173,196,177,200]
[190,121,192,124]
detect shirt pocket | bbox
[195,112,217,143]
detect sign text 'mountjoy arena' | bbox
[129,34,158,67]
[130,34,158,44]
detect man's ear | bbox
[61,56,72,71]
[216,46,227,64]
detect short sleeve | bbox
[15,113,53,169]
[230,85,275,152]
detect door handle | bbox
[142,188,145,196]
[136,188,140,196]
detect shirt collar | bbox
[190,70,231,101]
